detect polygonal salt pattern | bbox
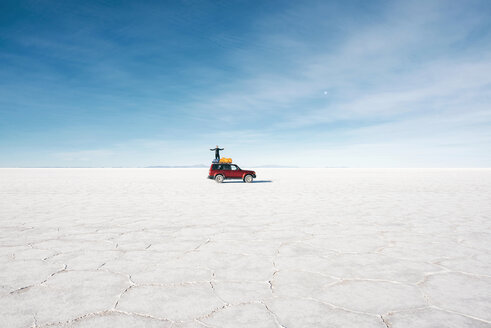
[0,259,65,293]
[1,168,491,327]
[421,272,491,321]
[438,253,491,277]
[62,311,172,328]
[0,270,128,327]
[265,297,385,328]
[385,308,491,328]
[313,280,426,314]
[116,284,225,322]
[210,281,272,304]
[200,303,278,328]
[296,252,441,284]
[271,270,338,298]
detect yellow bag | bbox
[219,157,232,163]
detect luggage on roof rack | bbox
[219,158,232,163]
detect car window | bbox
[231,165,238,171]
[222,164,231,170]
[212,164,219,170]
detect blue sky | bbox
[1,0,490,167]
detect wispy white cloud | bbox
[54,149,114,162]
[190,1,489,121]
[2,0,490,167]
[171,0,491,167]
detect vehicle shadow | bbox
[223,180,273,183]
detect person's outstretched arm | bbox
[210,148,215,151]
[219,148,224,150]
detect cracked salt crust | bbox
[314,279,427,314]
[1,168,491,327]
[420,272,491,321]
[211,281,272,304]
[200,302,278,328]
[1,270,128,327]
[271,270,338,298]
[61,311,171,327]
[265,297,385,327]
[385,308,491,328]
[117,283,225,321]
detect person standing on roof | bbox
[210,145,224,160]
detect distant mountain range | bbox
[146,164,301,168]
[146,164,208,168]
[5,164,345,169]
[253,164,299,168]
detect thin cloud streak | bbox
[1,0,490,167]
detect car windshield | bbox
[212,164,236,170]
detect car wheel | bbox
[215,174,224,183]
[244,174,253,183]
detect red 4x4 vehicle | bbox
[208,163,256,183]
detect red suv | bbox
[208,163,256,183]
